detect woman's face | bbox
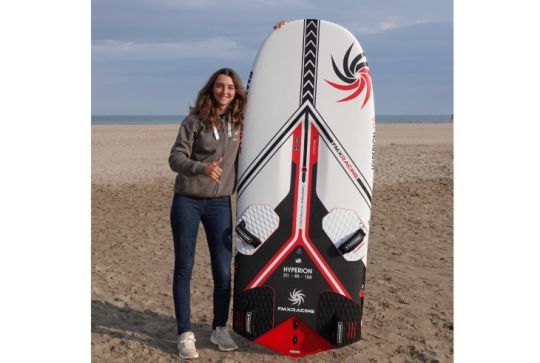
[212,74,236,112]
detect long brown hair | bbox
[189,68,247,128]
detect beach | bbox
[91,123,453,362]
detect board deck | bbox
[233,19,375,357]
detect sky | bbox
[92,0,453,115]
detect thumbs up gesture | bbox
[204,157,223,184]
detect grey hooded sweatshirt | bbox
[169,114,241,198]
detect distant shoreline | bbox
[91,114,453,125]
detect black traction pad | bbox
[233,286,275,338]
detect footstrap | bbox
[337,228,365,254]
[235,220,262,248]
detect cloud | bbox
[248,0,308,5]
[92,38,255,60]
[150,0,307,8]
[379,16,401,31]
[346,16,441,35]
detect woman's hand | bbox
[204,157,223,184]
[273,20,288,30]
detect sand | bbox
[91,123,453,362]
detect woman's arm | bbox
[169,116,207,176]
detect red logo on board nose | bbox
[325,43,372,109]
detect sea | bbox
[91,114,452,125]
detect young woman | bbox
[169,68,246,359]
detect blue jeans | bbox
[170,194,233,335]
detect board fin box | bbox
[233,286,274,338]
[316,291,363,346]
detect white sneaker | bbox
[178,331,199,359]
[210,326,238,351]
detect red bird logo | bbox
[325,44,372,109]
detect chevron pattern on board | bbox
[301,19,319,105]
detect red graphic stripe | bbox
[302,232,351,298]
[361,70,372,108]
[245,123,303,290]
[244,122,352,299]
[337,79,363,103]
[325,79,359,91]
[302,124,351,298]
[327,66,372,109]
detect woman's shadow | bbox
[91,299,273,357]
[92,299,213,357]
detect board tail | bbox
[233,288,364,357]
